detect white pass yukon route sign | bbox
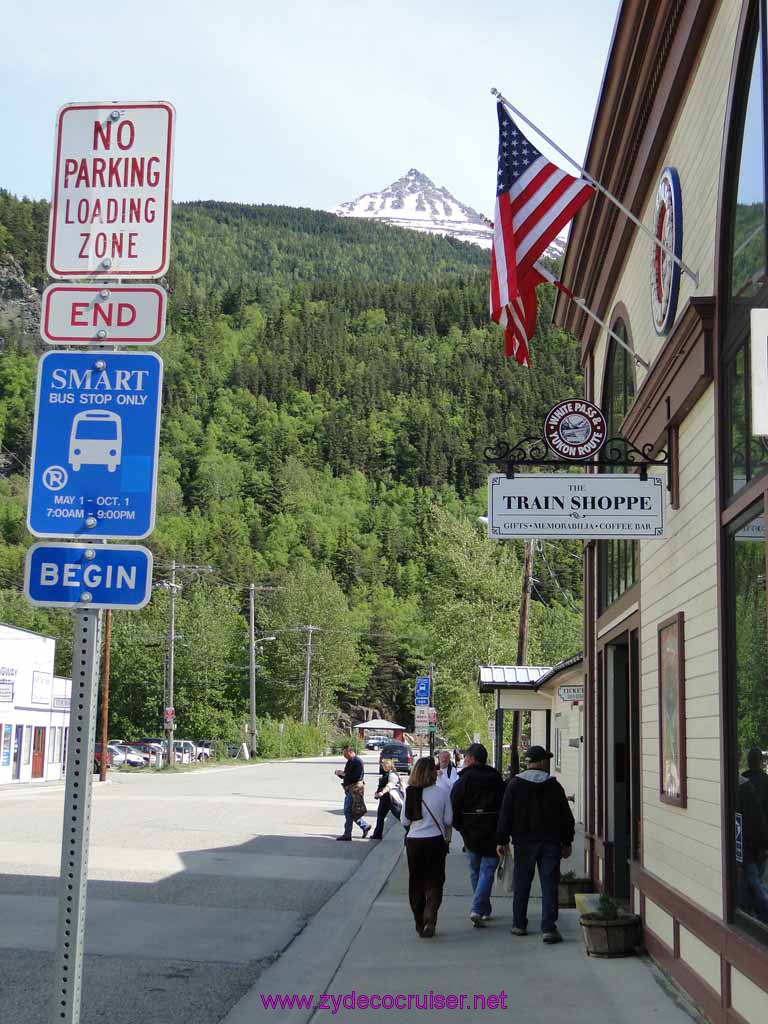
[47,101,175,278]
[488,473,665,539]
[41,284,167,345]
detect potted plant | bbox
[579,893,642,957]
[558,869,593,908]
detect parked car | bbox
[105,743,127,767]
[109,743,146,767]
[379,741,413,775]
[93,743,113,774]
[173,739,196,764]
[132,742,163,764]
[195,741,214,760]
[365,735,388,750]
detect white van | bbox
[69,410,122,472]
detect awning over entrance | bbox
[477,664,552,711]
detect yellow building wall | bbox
[589,0,742,922]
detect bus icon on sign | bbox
[68,411,122,472]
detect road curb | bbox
[220,829,404,1024]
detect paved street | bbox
[0,752,381,1024]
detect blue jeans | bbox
[343,790,370,837]
[466,851,499,917]
[513,841,561,933]
[742,860,768,924]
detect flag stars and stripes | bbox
[489,100,594,366]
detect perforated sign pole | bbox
[51,608,102,1024]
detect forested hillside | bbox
[0,191,584,746]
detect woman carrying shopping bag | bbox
[370,758,404,839]
[401,756,453,938]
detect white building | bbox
[0,622,71,784]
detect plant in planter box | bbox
[558,869,593,908]
[579,893,642,957]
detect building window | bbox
[22,727,31,765]
[599,321,637,610]
[722,3,768,942]
[724,11,768,498]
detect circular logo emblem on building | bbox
[544,399,607,461]
[650,166,683,336]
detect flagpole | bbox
[491,88,700,289]
[570,295,650,370]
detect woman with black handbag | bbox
[401,756,453,938]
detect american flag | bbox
[503,262,576,367]
[490,101,593,364]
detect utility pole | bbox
[99,609,111,783]
[249,584,257,756]
[166,559,177,766]
[511,540,535,775]
[302,625,314,725]
[428,662,435,758]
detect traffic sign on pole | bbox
[41,284,167,345]
[24,542,153,609]
[415,676,431,699]
[414,696,429,706]
[47,101,175,279]
[27,351,163,539]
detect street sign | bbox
[427,707,437,725]
[559,685,584,702]
[415,706,429,728]
[41,284,167,346]
[27,351,163,539]
[488,473,665,539]
[47,101,175,279]
[415,676,431,699]
[24,542,153,609]
[164,707,175,728]
[414,697,429,706]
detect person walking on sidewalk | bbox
[334,745,371,841]
[401,756,453,938]
[450,742,506,928]
[371,758,404,839]
[496,745,575,944]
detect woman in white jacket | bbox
[401,757,453,938]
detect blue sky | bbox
[1,0,619,216]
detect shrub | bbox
[255,717,326,759]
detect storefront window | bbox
[600,323,637,609]
[729,508,768,933]
[725,21,768,497]
[723,6,768,942]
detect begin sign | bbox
[47,101,175,279]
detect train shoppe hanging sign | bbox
[488,473,665,539]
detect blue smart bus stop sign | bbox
[25,543,153,610]
[27,351,162,539]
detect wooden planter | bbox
[579,913,642,957]
[558,877,593,908]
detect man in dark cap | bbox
[451,742,506,927]
[496,745,574,944]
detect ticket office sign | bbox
[488,474,665,539]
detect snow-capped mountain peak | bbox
[332,169,493,249]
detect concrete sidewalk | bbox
[223,828,703,1024]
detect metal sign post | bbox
[51,607,102,1024]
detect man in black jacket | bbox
[334,745,371,840]
[496,745,575,944]
[451,743,506,927]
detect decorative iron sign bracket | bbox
[484,436,671,484]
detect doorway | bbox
[31,727,46,779]
[604,630,641,899]
[12,725,23,780]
